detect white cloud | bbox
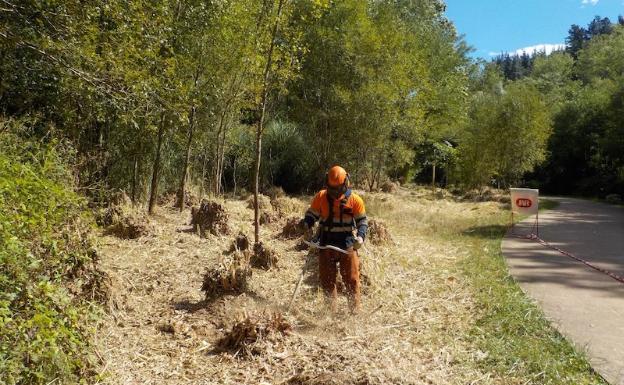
[513,43,565,56]
[581,0,599,5]
[488,43,565,57]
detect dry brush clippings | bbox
[381,180,399,193]
[271,196,306,216]
[229,233,251,253]
[247,194,272,211]
[99,204,152,239]
[201,252,251,297]
[260,210,280,225]
[191,199,230,237]
[215,311,292,357]
[281,216,305,239]
[367,219,392,245]
[265,186,285,200]
[251,242,279,269]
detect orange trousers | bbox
[318,248,361,312]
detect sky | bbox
[444,0,624,59]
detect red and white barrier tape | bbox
[510,233,624,285]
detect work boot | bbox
[348,294,361,315]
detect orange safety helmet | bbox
[326,165,349,188]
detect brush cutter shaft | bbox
[303,240,349,255]
[287,253,314,310]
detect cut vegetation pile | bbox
[251,242,279,269]
[229,233,251,253]
[260,210,279,224]
[216,311,292,356]
[103,208,151,239]
[247,193,272,211]
[96,191,152,239]
[272,196,306,216]
[281,216,305,239]
[201,252,252,297]
[191,199,230,237]
[380,180,399,193]
[367,219,392,245]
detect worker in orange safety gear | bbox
[299,165,368,313]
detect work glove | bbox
[353,235,364,250]
[299,219,313,239]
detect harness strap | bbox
[322,189,354,244]
[322,225,354,232]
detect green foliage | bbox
[288,0,469,190]
[0,0,472,198]
[457,81,551,188]
[262,120,317,193]
[530,24,624,197]
[0,118,101,385]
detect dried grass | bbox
[259,210,280,225]
[201,251,252,297]
[272,196,307,216]
[95,188,512,385]
[247,194,272,211]
[99,204,152,239]
[177,190,200,208]
[380,180,399,193]
[461,187,510,204]
[265,186,286,200]
[228,232,251,253]
[109,189,132,206]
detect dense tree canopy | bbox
[1,2,623,202]
[0,0,472,198]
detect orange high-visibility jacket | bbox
[304,189,368,241]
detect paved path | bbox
[502,197,624,384]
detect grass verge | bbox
[453,202,605,384]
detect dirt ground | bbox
[94,189,506,385]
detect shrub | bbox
[0,121,102,384]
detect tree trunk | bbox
[212,108,227,196]
[219,119,228,191]
[148,113,165,215]
[200,135,211,197]
[253,125,263,244]
[253,0,285,245]
[178,105,196,211]
[431,160,436,194]
[232,158,237,196]
[214,116,229,196]
[132,153,139,205]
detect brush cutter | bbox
[287,233,353,311]
[287,249,315,311]
[288,225,370,311]
[302,239,349,255]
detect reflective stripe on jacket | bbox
[304,189,368,240]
